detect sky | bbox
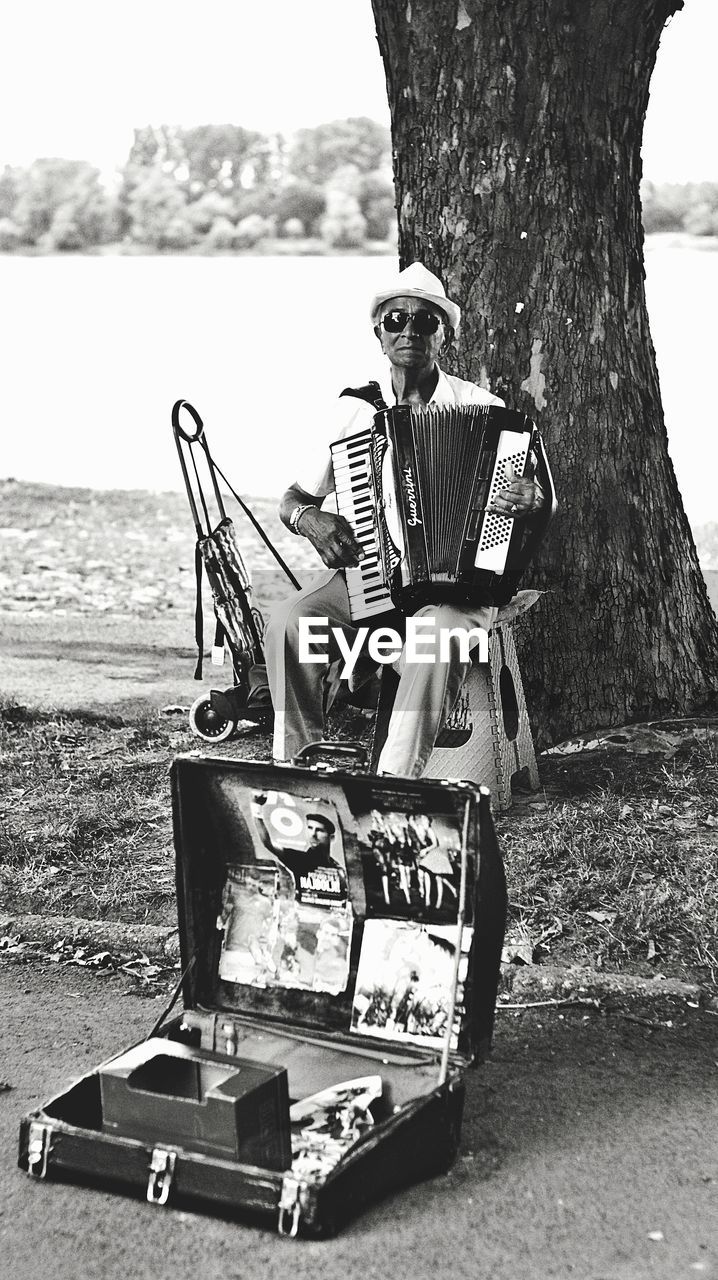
[0,0,714,183]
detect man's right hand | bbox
[298,508,365,569]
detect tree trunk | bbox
[370,0,718,745]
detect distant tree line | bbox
[0,117,397,252]
[0,122,715,253]
[640,180,718,236]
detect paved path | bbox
[0,611,224,717]
[2,562,716,719]
[2,957,716,1280]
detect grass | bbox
[1,696,716,988]
[0,702,179,926]
[498,737,718,985]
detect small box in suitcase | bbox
[19,744,507,1236]
[100,1038,292,1169]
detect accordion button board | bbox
[474,432,532,572]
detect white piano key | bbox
[334,428,393,621]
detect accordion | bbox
[331,403,555,621]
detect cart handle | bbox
[171,399,205,443]
[171,398,226,532]
[291,741,369,768]
[171,399,302,591]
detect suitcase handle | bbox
[291,740,369,768]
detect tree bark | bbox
[370,0,718,745]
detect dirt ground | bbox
[2,484,718,1277]
[0,477,312,720]
[1,477,715,724]
[2,583,716,724]
[2,956,717,1280]
[0,610,232,719]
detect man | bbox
[265,261,546,777]
[252,800,347,904]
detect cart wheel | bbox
[188,695,236,742]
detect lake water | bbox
[0,245,715,526]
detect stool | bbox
[370,592,541,810]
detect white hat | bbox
[370,261,461,333]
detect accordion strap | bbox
[339,381,388,412]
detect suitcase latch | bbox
[146,1147,177,1206]
[27,1121,52,1179]
[278,1172,303,1237]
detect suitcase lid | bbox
[170,746,506,1065]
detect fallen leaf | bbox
[83,951,114,968]
[537,921,564,944]
[501,939,534,966]
[585,911,617,925]
[604,728,683,757]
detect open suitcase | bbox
[19,744,507,1237]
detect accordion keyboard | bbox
[331,429,394,619]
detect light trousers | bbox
[265,569,496,777]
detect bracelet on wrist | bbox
[288,503,315,535]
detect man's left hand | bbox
[491,463,544,520]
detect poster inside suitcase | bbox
[19,751,507,1237]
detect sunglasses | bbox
[381,308,443,336]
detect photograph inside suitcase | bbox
[20,751,507,1236]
